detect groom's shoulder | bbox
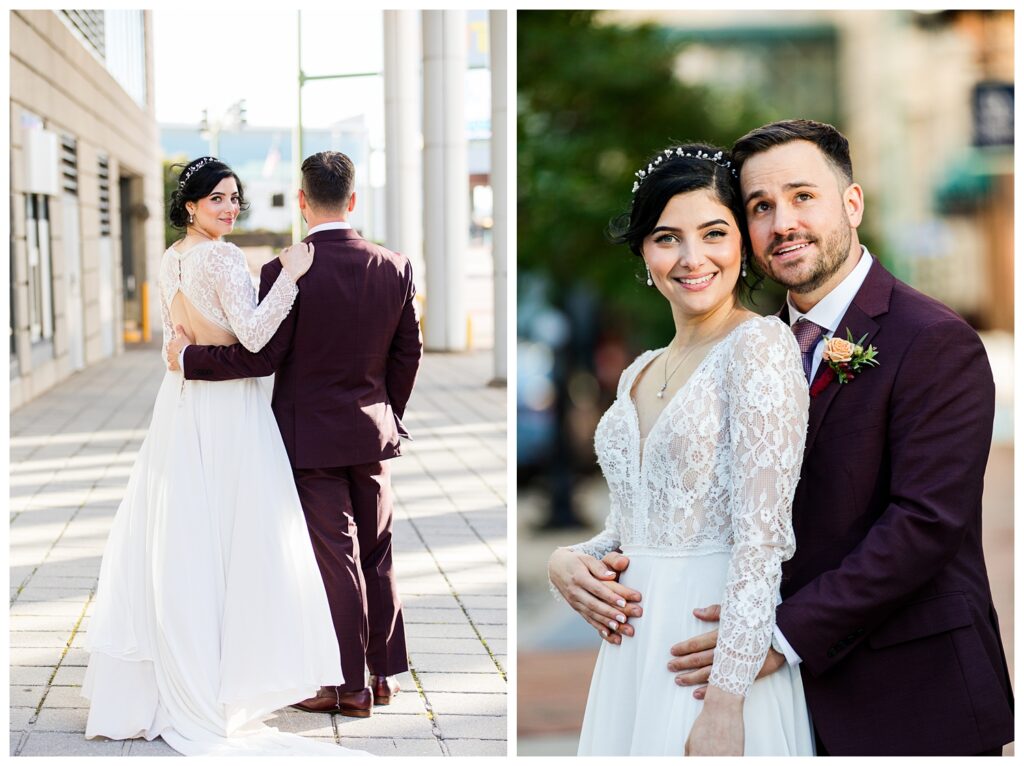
[885,270,974,333]
[259,256,284,279]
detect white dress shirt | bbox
[773,245,874,666]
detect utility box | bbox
[23,128,60,196]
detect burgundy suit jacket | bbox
[775,259,1013,754]
[183,228,423,469]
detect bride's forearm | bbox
[702,683,744,710]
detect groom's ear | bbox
[298,188,307,212]
[843,182,864,229]
[347,192,356,213]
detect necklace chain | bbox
[658,343,702,399]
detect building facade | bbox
[10,10,164,409]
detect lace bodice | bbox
[573,316,809,697]
[158,241,298,361]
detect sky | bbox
[152,10,491,143]
[152,11,385,130]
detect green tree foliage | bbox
[518,11,773,343]
[162,155,188,248]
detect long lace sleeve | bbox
[707,318,808,697]
[548,494,622,601]
[568,494,622,559]
[206,242,299,353]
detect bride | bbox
[548,144,814,755]
[82,156,366,756]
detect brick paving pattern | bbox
[10,346,507,756]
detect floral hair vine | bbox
[631,148,737,194]
[179,157,219,189]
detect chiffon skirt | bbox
[82,370,367,756]
[577,548,814,756]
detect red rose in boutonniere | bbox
[822,329,880,386]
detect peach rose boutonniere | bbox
[821,328,879,386]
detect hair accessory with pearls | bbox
[631,148,736,195]
[179,156,219,189]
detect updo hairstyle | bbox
[168,157,249,230]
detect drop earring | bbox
[188,211,194,225]
[646,267,653,287]
[741,256,747,278]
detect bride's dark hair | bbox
[168,157,249,230]
[608,142,761,297]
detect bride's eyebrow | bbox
[698,218,730,229]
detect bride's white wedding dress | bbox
[82,240,366,756]
[572,316,814,755]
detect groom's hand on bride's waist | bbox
[667,604,785,699]
[166,325,194,372]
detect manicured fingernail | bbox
[608,620,618,630]
[616,599,626,608]
[615,613,626,623]
[604,571,614,577]
[601,630,608,638]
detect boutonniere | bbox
[820,329,880,387]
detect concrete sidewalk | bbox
[10,347,507,757]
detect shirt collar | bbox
[306,221,353,236]
[786,246,873,333]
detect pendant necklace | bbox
[658,343,702,399]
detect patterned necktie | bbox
[792,318,823,383]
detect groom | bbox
[579,121,1013,755]
[167,151,422,717]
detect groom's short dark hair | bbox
[732,119,853,186]
[301,151,355,211]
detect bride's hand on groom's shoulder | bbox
[548,548,643,644]
[280,242,315,282]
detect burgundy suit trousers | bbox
[293,461,408,691]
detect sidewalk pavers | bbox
[10,346,507,757]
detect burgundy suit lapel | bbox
[805,303,879,452]
[804,259,893,453]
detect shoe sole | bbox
[291,704,372,718]
[336,708,372,718]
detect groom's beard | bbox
[759,216,853,295]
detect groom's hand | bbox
[668,603,786,698]
[166,324,195,371]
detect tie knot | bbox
[792,318,823,354]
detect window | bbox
[25,194,54,343]
[98,155,111,237]
[60,10,147,107]
[61,134,78,195]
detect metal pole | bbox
[292,11,305,241]
[489,10,507,385]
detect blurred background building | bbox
[517,9,1013,754]
[9,10,163,408]
[9,9,507,410]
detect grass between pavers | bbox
[406,662,450,756]
[31,592,93,720]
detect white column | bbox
[383,11,424,292]
[422,10,467,351]
[489,10,507,384]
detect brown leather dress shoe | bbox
[336,687,373,718]
[292,686,372,718]
[370,674,401,705]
